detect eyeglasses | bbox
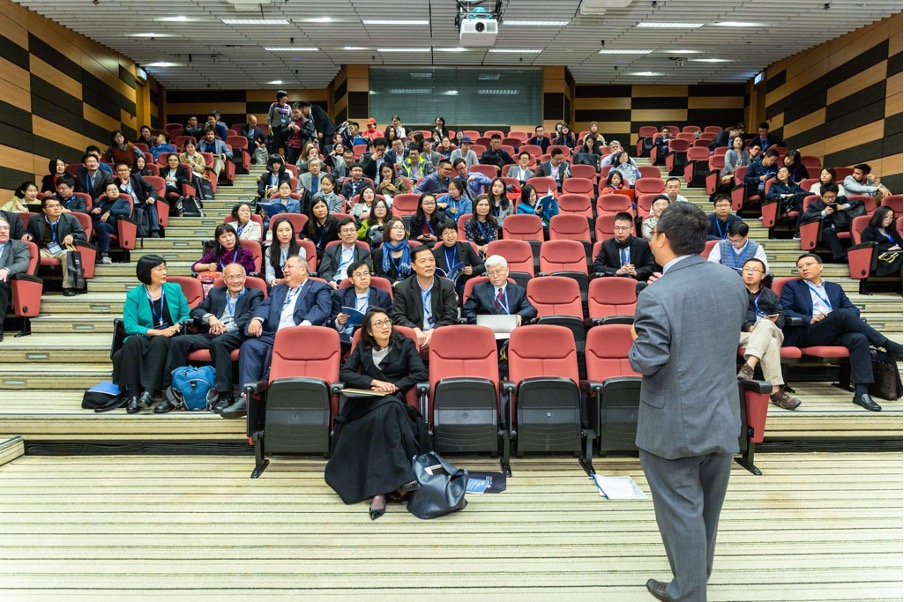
[351,271,370,279]
[742,267,763,274]
[371,319,392,328]
[390,225,406,231]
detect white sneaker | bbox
[101,255,113,264]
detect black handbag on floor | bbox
[406,451,468,519]
[869,350,903,401]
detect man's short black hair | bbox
[797,252,822,265]
[712,194,731,205]
[853,163,871,174]
[550,148,564,158]
[666,177,680,185]
[743,258,767,273]
[372,137,387,148]
[490,134,502,140]
[276,90,288,99]
[727,220,749,237]
[347,259,369,278]
[822,183,839,195]
[452,158,466,169]
[411,245,435,262]
[350,162,364,171]
[136,255,166,285]
[614,211,633,224]
[437,159,452,168]
[337,217,356,230]
[81,152,96,164]
[297,100,312,108]
[758,121,769,130]
[763,149,780,158]
[519,151,531,160]
[657,202,708,256]
[86,145,101,155]
[56,174,76,189]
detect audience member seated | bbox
[781,253,903,412]
[584,122,606,151]
[707,221,769,274]
[384,138,407,168]
[362,118,380,141]
[26,196,87,296]
[844,163,893,198]
[84,146,113,175]
[148,133,175,162]
[258,155,291,200]
[399,145,433,180]
[40,157,68,194]
[324,307,430,519]
[452,160,491,202]
[708,123,742,152]
[270,181,300,216]
[642,195,671,242]
[800,183,864,263]
[433,219,485,297]
[449,136,478,167]
[75,153,113,201]
[436,178,472,221]
[373,218,412,284]
[2,181,35,213]
[0,215,30,341]
[861,206,902,276]
[50,175,85,214]
[414,158,453,195]
[115,255,191,414]
[331,260,393,343]
[297,158,327,195]
[161,154,191,202]
[241,114,268,165]
[310,174,342,215]
[592,211,657,284]
[0,209,27,242]
[707,194,744,240]
[230,203,262,242]
[184,116,204,141]
[486,178,514,222]
[348,187,376,221]
[179,138,209,184]
[527,125,551,153]
[664,177,688,204]
[329,145,353,180]
[653,126,672,163]
[320,218,372,289]
[205,113,228,141]
[736,258,801,410]
[781,149,809,183]
[193,223,257,280]
[744,148,779,199]
[601,170,629,196]
[479,135,515,171]
[159,262,265,414]
[719,135,751,190]
[263,217,304,287]
[91,182,131,264]
[421,139,443,170]
[552,124,576,148]
[105,130,145,169]
[340,163,373,200]
[408,194,441,246]
[375,164,410,199]
[573,136,601,167]
[295,143,322,175]
[361,137,389,182]
[749,121,784,151]
[461,255,537,325]
[766,166,808,223]
[133,156,153,178]
[600,141,636,168]
[303,198,340,259]
[809,167,840,197]
[198,128,233,180]
[437,136,455,160]
[465,195,500,255]
[612,151,641,187]
[135,125,154,148]
[501,153,533,185]
[357,199,394,248]
[222,255,332,419]
[537,148,572,191]
[114,162,161,238]
[391,245,458,349]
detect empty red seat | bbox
[562,177,594,197]
[7,241,42,336]
[557,194,593,219]
[587,278,636,324]
[570,164,597,181]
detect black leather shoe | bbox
[63,288,77,297]
[126,396,141,414]
[220,397,247,419]
[884,341,903,361]
[150,231,162,238]
[853,393,882,412]
[213,393,234,413]
[153,398,177,414]
[646,579,675,602]
[138,391,154,409]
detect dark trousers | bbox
[640,449,733,602]
[115,335,174,394]
[92,219,115,254]
[138,202,161,233]
[238,333,276,391]
[822,225,849,260]
[0,280,10,330]
[790,309,888,384]
[164,331,245,392]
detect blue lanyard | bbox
[882,231,896,244]
[146,286,166,327]
[45,219,59,243]
[390,253,406,279]
[425,219,435,235]
[225,288,245,319]
[316,222,327,247]
[235,223,245,237]
[495,287,510,315]
[752,291,764,316]
[476,220,492,242]
[444,245,461,273]
[806,283,832,311]
[731,241,749,269]
[421,285,434,323]
[282,284,303,309]
[218,250,238,270]
[715,219,727,240]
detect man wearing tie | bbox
[331,260,393,343]
[222,255,332,418]
[461,255,536,325]
[319,219,373,289]
[0,216,31,341]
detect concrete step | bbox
[0,334,110,363]
[0,364,111,389]
[29,314,116,334]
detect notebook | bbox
[475,314,518,339]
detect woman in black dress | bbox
[325,308,430,519]
[862,206,902,276]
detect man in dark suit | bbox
[74,153,113,201]
[159,263,265,413]
[320,218,372,288]
[747,121,784,152]
[113,162,162,238]
[592,212,658,286]
[391,246,458,350]
[331,260,393,341]
[461,255,536,325]
[240,115,268,165]
[707,123,742,152]
[25,197,87,296]
[223,255,332,418]
[799,183,864,262]
[0,215,31,340]
[360,137,388,183]
[0,210,27,242]
[300,101,337,151]
[781,253,902,412]
[479,135,515,171]
[527,125,550,153]
[629,203,748,602]
[535,148,571,191]
[54,175,87,214]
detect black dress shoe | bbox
[646,579,675,602]
[153,398,177,414]
[213,393,234,413]
[126,396,141,414]
[138,391,155,409]
[853,393,882,412]
[63,288,77,297]
[150,231,162,238]
[883,341,903,361]
[220,397,247,419]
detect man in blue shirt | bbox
[415,158,453,195]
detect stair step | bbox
[30,314,116,334]
[0,334,110,363]
[0,365,111,389]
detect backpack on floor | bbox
[132,207,150,239]
[169,366,217,411]
[178,196,204,217]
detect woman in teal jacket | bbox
[114,255,191,414]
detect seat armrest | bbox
[580,379,601,395]
[9,273,41,284]
[847,241,877,253]
[738,379,772,394]
[244,379,269,395]
[785,317,806,327]
[330,382,344,395]
[416,381,430,422]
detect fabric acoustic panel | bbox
[764,14,902,192]
[165,89,330,133]
[0,0,143,195]
[573,84,746,148]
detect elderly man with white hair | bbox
[461,255,537,325]
[599,140,638,169]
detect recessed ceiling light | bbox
[713,21,768,27]
[342,46,368,50]
[504,20,569,26]
[157,16,192,22]
[145,62,183,67]
[267,80,284,85]
[690,58,732,63]
[377,48,430,52]
[128,33,174,38]
[630,71,663,76]
[637,22,703,28]
[435,47,470,52]
[488,49,543,53]
[659,49,703,54]
[387,88,432,94]
[221,19,290,25]
[305,17,332,23]
[364,19,429,25]
[598,49,652,54]
[264,47,319,52]
[477,89,520,95]
[442,90,459,95]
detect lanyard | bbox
[476,220,492,242]
[715,218,727,240]
[882,230,896,244]
[45,219,59,243]
[282,283,303,309]
[235,223,245,237]
[752,291,764,316]
[806,283,832,311]
[731,241,749,269]
[421,285,434,324]
[620,246,630,266]
[146,286,166,327]
[390,252,406,279]
[444,245,461,273]
[495,287,510,315]
[316,222,327,247]
[225,288,245,319]
[219,250,239,271]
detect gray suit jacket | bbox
[0,239,30,276]
[629,255,747,459]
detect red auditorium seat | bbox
[881,194,902,214]
[596,193,633,216]
[226,136,251,175]
[7,241,43,336]
[586,278,636,325]
[485,239,534,288]
[526,177,558,197]
[634,177,665,196]
[569,164,597,182]
[224,213,264,241]
[557,194,594,219]
[539,239,590,300]
[664,138,691,176]
[706,154,726,196]
[636,125,658,157]
[519,144,542,157]
[584,323,641,455]
[99,193,139,261]
[799,194,874,252]
[637,166,662,180]
[390,193,419,217]
[469,164,498,179]
[684,146,712,187]
[167,276,204,309]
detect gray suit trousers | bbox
[639,449,733,602]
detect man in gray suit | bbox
[0,215,32,340]
[629,202,747,602]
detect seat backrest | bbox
[485,239,534,275]
[527,177,558,196]
[501,214,543,242]
[526,276,583,318]
[636,166,661,179]
[595,213,632,242]
[276,213,308,235]
[708,155,726,170]
[167,276,204,309]
[226,136,247,149]
[296,239,318,273]
[519,144,542,157]
[508,324,578,383]
[270,326,340,383]
[71,211,93,240]
[597,193,633,215]
[681,125,700,134]
[587,278,637,318]
[704,125,723,134]
[800,155,822,168]
[831,166,854,181]
[702,239,718,258]
[585,323,640,381]
[224,214,265,231]
[675,133,695,143]
[634,178,665,195]
[211,275,269,299]
[637,126,658,138]
[557,194,593,217]
[548,145,572,157]
[687,146,710,161]
[881,194,902,214]
[562,177,594,196]
[851,215,871,244]
[428,325,499,393]
[547,215,591,243]
[391,193,420,216]
[483,129,504,139]
[23,240,39,275]
[238,239,263,272]
[569,164,597,181]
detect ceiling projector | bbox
[459,5,498,47]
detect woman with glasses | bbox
[325,307,430,520]
[372,218,412,285]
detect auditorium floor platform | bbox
[0,453,899,600]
